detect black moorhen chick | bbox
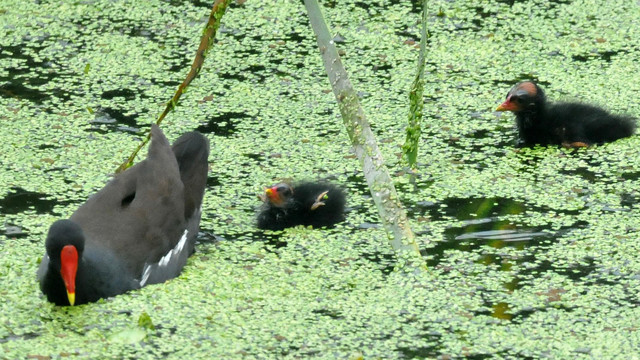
[38,125,209,306]
[496,81,636,147]
[257,182,346,230]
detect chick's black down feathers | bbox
[257,182,346,230]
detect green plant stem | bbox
[402,0,428,181]
[115,0,232,173]
[304,0,427,271]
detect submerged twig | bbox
[402,0,428,190]
[304,0,426,271]
[116,0,232,173]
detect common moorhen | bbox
[257,182,346,230]
[496,81,636,147]
[38,125,209,306]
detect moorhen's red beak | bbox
[265,187,284,206]
[60,245,78,306]
[496,98,518,112]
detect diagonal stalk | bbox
[304,0,426,271]
[116,0,232,173]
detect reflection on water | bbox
[455,229,547,242]
[414,196,586,323]
[409,196,530,221]
[89,107,141,134]
[0,224,27,239]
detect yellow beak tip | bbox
[67,292,76,306]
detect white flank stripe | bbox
[159,229,188,267]
[139,229,189,286]
[140,265,151,287]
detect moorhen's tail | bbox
[138,130,209,286]
[594,115,637,143]
[172,131,210,218]
[547,102,636,145]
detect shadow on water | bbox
[620,192,640,208]
[0,187,72,215]
[101,88,137,100]
[1,42,90,104]
[0,44,59,103]
[0,81,51,104]
[0,187,77,239]
[196,112,250,136]
[559,166,599,182]
[424,127,515,169]
[493,75,551,88]
[165,0,212,8]
[572,50,626,63]
[495,0,569,8]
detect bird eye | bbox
[510,95,520,103]
[276,185,291,195]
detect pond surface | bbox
[1,0,640,358]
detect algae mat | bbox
[1,0,640,358]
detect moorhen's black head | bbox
[496,81,546,114]
[44,219,85,306]
[262,183,294,208]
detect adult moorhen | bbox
[257,182,346,230]
[496,81,636,147]
[38,125,209,306]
